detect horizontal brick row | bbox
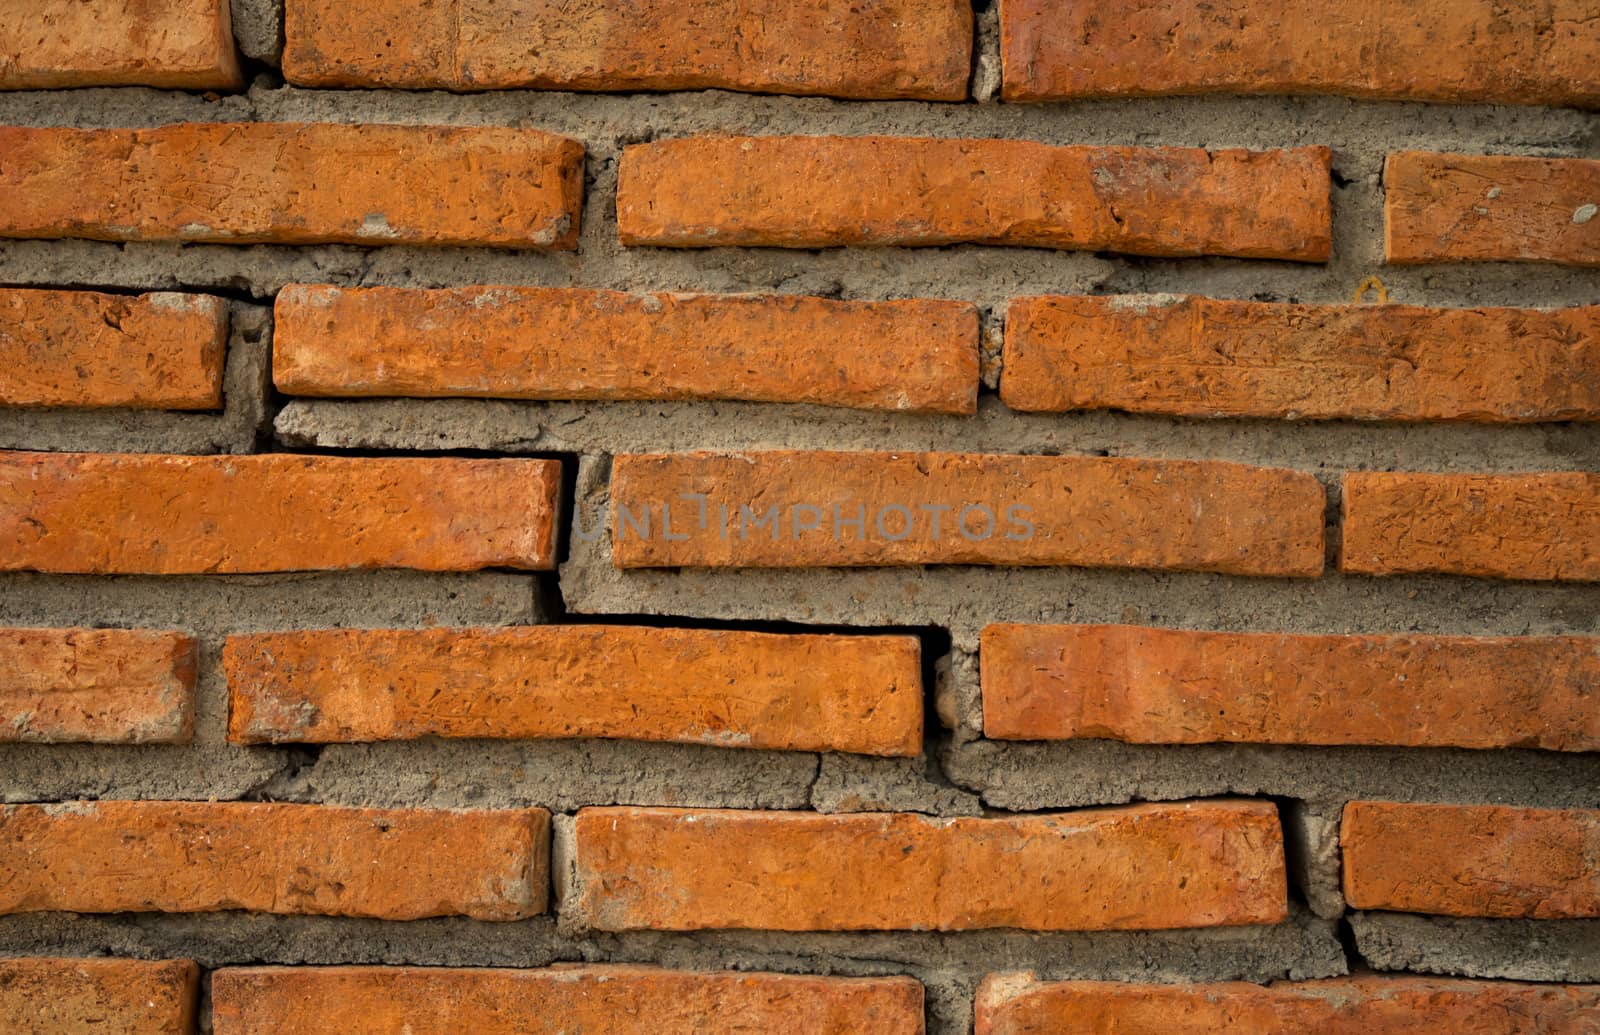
[1000,0,1600,108]
[618,137,1334,261]
[273,285,979,414]
[0,288,228,410]
[1343,802,1600,920]
[981,624,1600,751]
[0,0,240,90]
[977,974,1600,1032]
[0,627,196,744]
[0,957,199,1034]
[0,801,549,920]
[563,802,1287,931]
[0,451,561,574]
[283,0,972,100]
[0,123,584,249]
[224,625,923,755]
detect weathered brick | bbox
[1342,472,1600,582]
[0,801,548,920]
[0,451,560,575]
[226,625,922,756]
[1002,295,1600,422]
[0,123,583,249]
[1,627,196,745]
[0,289,227,410]
[618,137,1332,261]
[0,957,199,1035]
[1386,152,1600,266]
[1342,802,1600,919]
[0,0,240,90]
[1000,0,1600,107]
[213,964,924,1035]
[284,0,970,101]
[609,451,1325,577]
[981,623,1600,751]
[564,802,1287,931]
[273,285,978,414]
[976,973,1600,1033]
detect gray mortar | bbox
[1351,914,1600,982]
[1280,802,1345,920]
[230,0,283,66]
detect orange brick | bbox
[226,625,922,756]
[618,137,1332,261]
[0,123,583,249]
[0,289,227,410]
[609,451,1325,577]
[1000,0,1600,107]
[1386,152,1600,267]
[1342,472,1600,582]
[564,802,1287,931]
[0,451,560,575]
[0,801,548,920]
[1342,802,1600,919]
[0,958,199,1035]
[1002,295,1600,422]
[0,0,240,90]
[273,285,978,414]
[976,974,1600,1034]
[212,965,924,1035]
[1,627,196,745]
[981,624,1600,751]
[283,0,970,101]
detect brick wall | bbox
[0,1,1596,1031]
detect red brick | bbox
[0,123,583,249]
[618,137,1332,261]
[0,451,560,575]
[0,627,196,745]
[226,625,922,756]
[0,801,548,920]
[273,285,978,414]
[564,802,1287,931]
[1002,295,1600,422]
[1386,152,1600,267]
[1000,0,1600,107]
[981,624,1600,751]
[284,0,970,101]
[213,965,924,1035]
[1343,802,1600,919]
[976,974,1600,1034]
[0,0,240,90]
[0,957,199,1035]
[0,289,227,410]
[1342,472,1600,582]
[609,451,1325,577]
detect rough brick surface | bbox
[274,285,978,414]
[213,965,925,1034]
[976,974,1600,1033]
[225,625,923,756]
[1342,472,1600,582]
[0,288,227,410]
[0,0,240,90]
[0,123,584,249]
[1386,152,1600,267]
[618,137,1332,261]
[283,0,971,101]
[609,451,1325,576]
[1001,295,1600,422]
[0,957,199,1035]
[1342,802,1600,920]
[0,451,561,575]
[999,0,1600,107]
[0,627,196,745]
[981,624,1600,751]
[0,801,549,920]
[565,802,1287,931]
